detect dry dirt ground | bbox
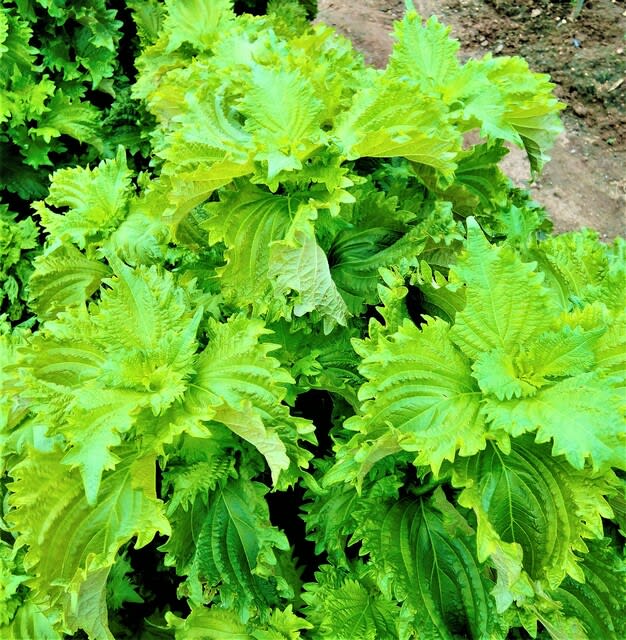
[317,0,626,239]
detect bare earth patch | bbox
[317,0,625,239]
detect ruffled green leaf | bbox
[450,218,560,359]
[162,477,290,616]
[1,596,62,640]
[28,244,110,320]
[166,606,250,639]
[540,230,626,312]
[550,539,626,640]
[182,315,314,486]
[163,0,234,52]
[484,372,626,473]
[334,80,460,177]
[238,65,324,180]
[7,448,170,638]
[387,11,461,93]
[454,56,564,174]
[302,569,399,639]
[336,316,486,482]
[454,439,617,597]
[352,489,505,639]
[34,146,133,251]
[204,187,294,317]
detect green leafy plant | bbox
[0,1,624,638]
[0,0,150,203]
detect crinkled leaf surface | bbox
[338,316,486,481]
[7,448,169,638]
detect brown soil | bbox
[317,0,626,239]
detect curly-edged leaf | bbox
[540,230,626,313]
[328,186,426,315]
[265,321,362,406]
[595,309,626,380]
[95,261,196,353]
[7,448,170,637]
[352,490,504,639]
[162,478,290,616]
[454,439,617,595]
[484,372,625,472]
[269,212,350,334]
[302,572,400,640]
[33,146,132,250]
[238,66,324,181]
[23,260,204,424]
[434,141,510,217]
[550,539,626,640]
[204,186,294,317]
[162,450,237,514]
[334,80,460,178]
[106,552,144,611]
[0,540,28,627]
[163,0,234,52]
[387,11,461,93]
[339,316,486,481]
[28,245,110,319]
[450,218,560,359]
[166,606,250,639]
[1,596,62,640]
[455,56,564,174]
[251,605,313,640]
[60,389,141,505]
[471,349,537,400]
[183,315,314,486]
[517,324,603,387]
[30,91,102,151]
[301,481,360,566]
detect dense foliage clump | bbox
[1,1,624,638]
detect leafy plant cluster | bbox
[1,1,624,639]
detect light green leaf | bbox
[167,607,250,639]
[163,0,234,52]
[7,448,170,637]
[269,211,350,334]
[450,218,559,359]
[34,146,132,250]
[60,389,140,505]
[516,324,603,387]
[454,439,617,595]
[1,596,62,640]
[183,315,313,486]
[32,91,102,151]
[540,230,626,312]
[239,65,324,180]
[204,187,294,317]
[334,80,460,177]
[251,605,313,640]
[472,349,536,400]
[28,244,110,319]
[484,372,626,472]
[387,11,461,94]
[340,316,486,480]
[455,56,564,174]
